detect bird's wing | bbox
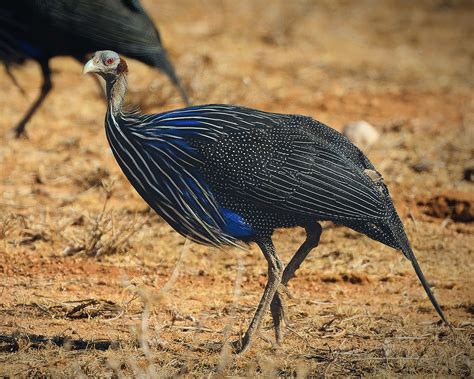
[152,105,388,222]
[238,129,388,221]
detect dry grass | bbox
[1,0,473,377]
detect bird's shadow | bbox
[0,332,120,353]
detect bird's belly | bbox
[216,195,309,238]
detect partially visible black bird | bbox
[84,51,448,353]
[0,0,189,137]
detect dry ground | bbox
[0,0,473,377]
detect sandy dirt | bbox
[0,0,473,377]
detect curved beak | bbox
[83,59,97,75]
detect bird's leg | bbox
[233,235,282,353]
[269,288,286,346]
[270,222,322,345]
[13,60,52,138]
[282,223,323,285]
[4,63,26,96]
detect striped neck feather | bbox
[106,73,127,116]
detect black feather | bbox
[105,101,449,326]
[0,0,189,136]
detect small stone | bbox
[411,159,433,173]
[343,120,380,150]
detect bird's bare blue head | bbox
[83,50,127,80]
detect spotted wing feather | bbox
[173,106,389,222]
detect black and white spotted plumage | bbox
[105,103,448,324]
[112,105,391,237]
[86,52,448,342]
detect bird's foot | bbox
[280,283,294,299]
[231,331,282,353]
[259,332,284,351]
[271,286,294,345]
[230,332,251,354]
[12,124,28,139]
[273,317,293,346]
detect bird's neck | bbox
[106,73,127,116]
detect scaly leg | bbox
[4,63,26,95]
[13,59,52,138]
[233,235,283,353]
[270,223,322,344]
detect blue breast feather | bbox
[135,107,256,240]
[220,208,255,238]
[180,175,254,239]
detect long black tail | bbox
[346,212,449,325]
[403,243,448,325]
[389,215,449,325]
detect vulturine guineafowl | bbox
[83,51,448,353]
[0,0,189,137]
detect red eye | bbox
[105,58,114,65]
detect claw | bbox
[231,333,251,354]
[280,283,294,299]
